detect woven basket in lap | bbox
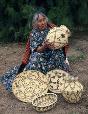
[46,25,71,49]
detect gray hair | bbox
[32,12,49,28]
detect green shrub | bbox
[47,7,73,27]
[78,2,88,25]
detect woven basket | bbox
[12,70,49,103]
[60,25,71,37]
[46,25,71,49]
[60,76,84,103]
[46,69,70,93]
[32,93,57,112]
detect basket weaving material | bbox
[32,93,57,112]
[12,70,49,103]
[46,69,70,93]
[46,25,71,49]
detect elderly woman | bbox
[0,12,69,92]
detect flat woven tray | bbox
[12,70,49,103]
[46,69,69,93]
[32,93,57,112]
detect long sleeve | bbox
[22,36,31,65]
[30,33,39,53]
[30,29,47,53]
[64,44,69,54]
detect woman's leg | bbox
[24,52,48,74]
[0,66,20,92]
[52,49,70,72]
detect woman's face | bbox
[37,14,47,30]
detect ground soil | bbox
[0,32,88,114]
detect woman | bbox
[0,12,69,92]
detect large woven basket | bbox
[46,25,71,49]
[32,93,57,112]
[59,25,71,37]
[60,76,84,103]
[46,69,70,93]
[12,70,49,103]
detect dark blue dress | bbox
[0,27,69,92]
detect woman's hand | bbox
[36,41,48,53]
[44,40,55,49]
[64,57,69,65]
[36,40,55,53]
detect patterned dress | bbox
[0,27,69,92]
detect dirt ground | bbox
[0,32,88,114]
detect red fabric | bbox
[22,36,31,65]
[22,23,69,64]
[64,44,69,54]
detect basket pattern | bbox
[60,77,84,103]
[32,93,57,112]
[12,70,49,103]
[46,25,71,49]
[46,69,69,93]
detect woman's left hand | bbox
[64,57,69,65]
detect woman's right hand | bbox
[42,40,48,48]
[36,41,47,53]
[36,40,54,52]
[44,40,55,49]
